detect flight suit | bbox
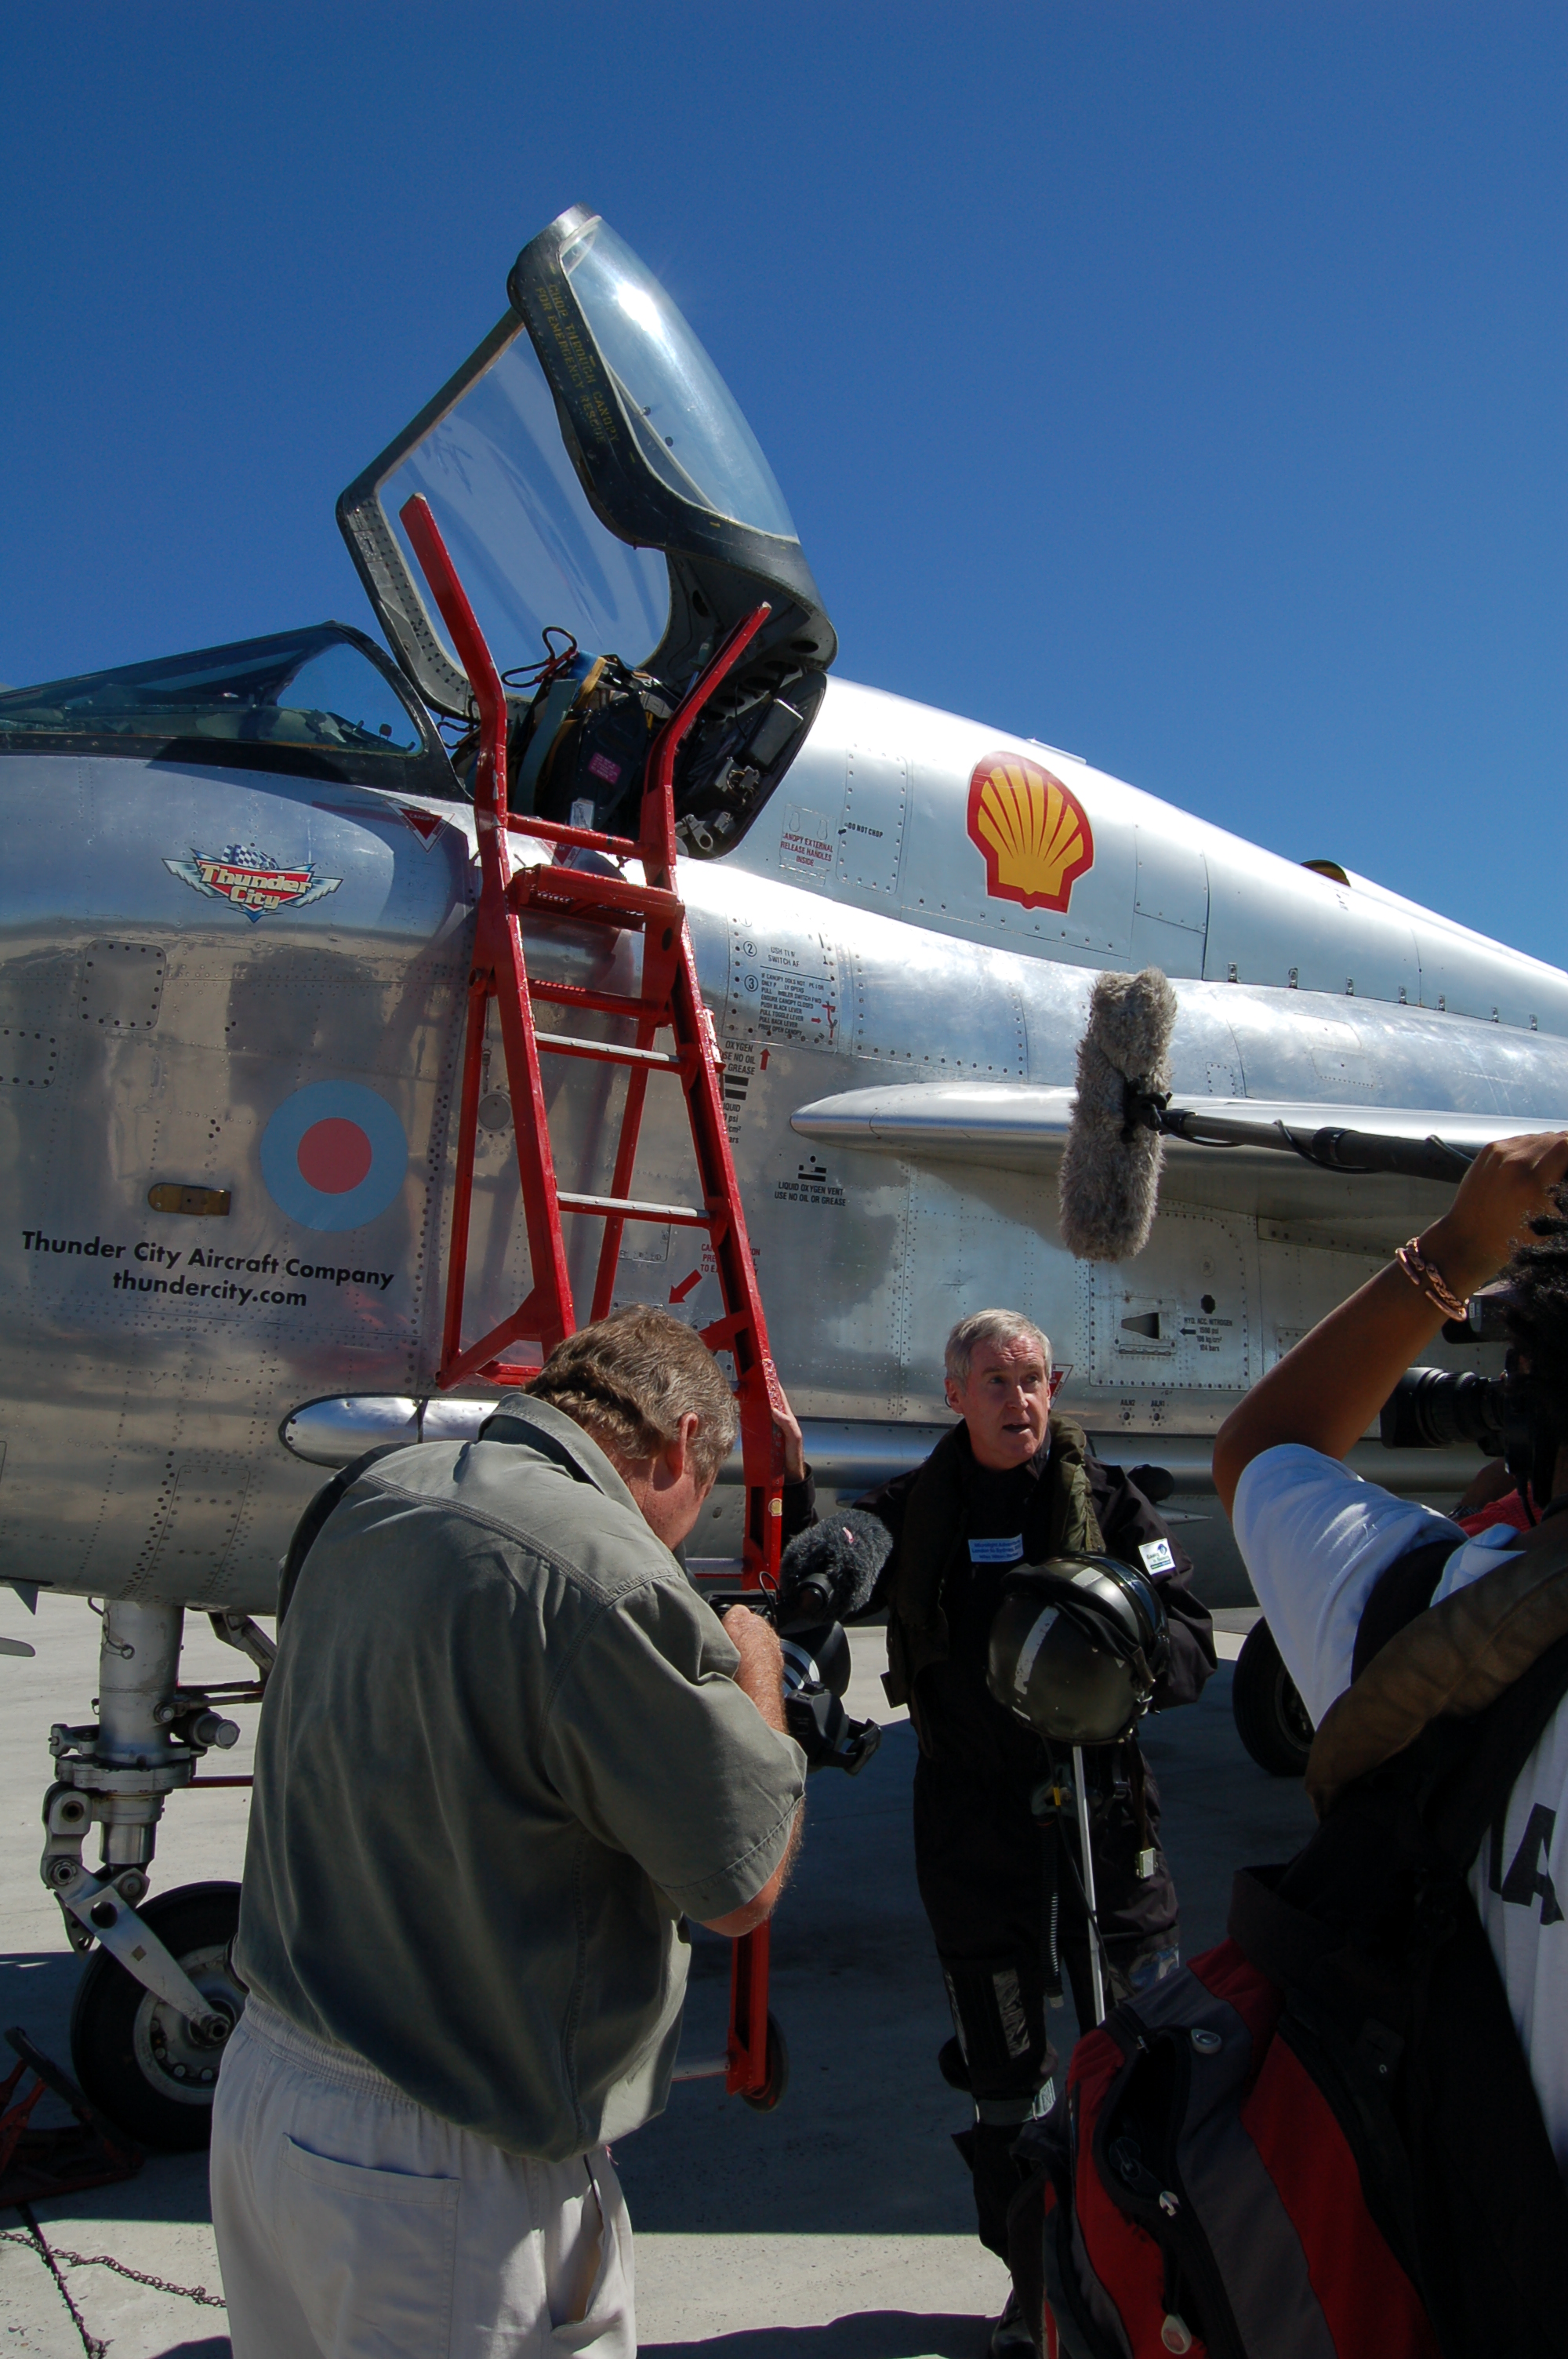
[855,1416,1215,2259]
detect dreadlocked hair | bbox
[1502,1179,1568,1456]
[525,1305,739,1485]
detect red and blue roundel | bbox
[260,1081,408,1233]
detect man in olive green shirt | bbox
[212,1309,804,2358]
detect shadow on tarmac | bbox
[644,2314,987,2359]
[2,1669,1314,2257]
[1,1949,78,2055]
[619,1674,1314,2239]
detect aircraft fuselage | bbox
[2,672,1555,1612]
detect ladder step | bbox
[511,867,683,925]
[538,1033,684,1072]
[510,814,639,860]
[557,1190,713,1227]
[528,979,670,1023]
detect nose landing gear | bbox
[69,1881,244,2150]
[38,1598,270,2147]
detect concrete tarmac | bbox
[1,1590,1311,2357]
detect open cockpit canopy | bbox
[337,207,834,852]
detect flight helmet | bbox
[986,1553,1170,1747]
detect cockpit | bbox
[339,205,835,853]
[0,209,836,852]
[0,623,459,800]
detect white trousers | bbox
[210,2000,634,2359]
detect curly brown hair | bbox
[1503,1181,1568,1448]
[526,1305,739,1485]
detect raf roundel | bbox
[260,1082,408,1234]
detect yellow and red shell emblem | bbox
[966,754,1094,913]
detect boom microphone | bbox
[1055,965,1486,1264]
[1057,967,1178,1263]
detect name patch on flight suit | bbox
[969,1536,1025,1563]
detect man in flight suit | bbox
[854,1309,1215,2344]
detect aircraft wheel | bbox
[739,2012,789,2113]
[71,1881,245,2150]
[1231,1622,1314,1777]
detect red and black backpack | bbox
[1008,1528,1568,2359]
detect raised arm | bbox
[1212,1132,1568,1515]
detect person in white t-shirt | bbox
[1213,1129,1568,2172]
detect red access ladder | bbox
[401,495,786,2102]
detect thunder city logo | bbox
[164,844,342,921]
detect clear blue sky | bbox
[2,3,1563,963]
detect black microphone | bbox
[1058,968,1178,1263]
[775,1507,893,1630]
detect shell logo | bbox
[967,754,1094,913]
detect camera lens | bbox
[1380,1367,1508,1455]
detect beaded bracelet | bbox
[1395,1238,1469,1323]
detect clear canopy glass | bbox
[0,626,423,757]
[560,219,797,540]
[381,325,670,684]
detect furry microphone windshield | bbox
[1057,967,1178,1263]
[775,1507,894,1630]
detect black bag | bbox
[1011,1528,1568,2359]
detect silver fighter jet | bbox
[3,205,1560,2141]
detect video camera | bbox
[705,1500,887,1776]
[778,1619,881,1776]
[702,1591,880,1776]
[1379,1366,1528,1457]
[1380,1351,1562,1517]
[1379,1280,1536,1459]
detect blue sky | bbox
[2,3,1563,962]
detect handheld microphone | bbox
[1057,968,1178,1263]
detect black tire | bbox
[739,2012,789,2113]
[71,1880,245,2150]
[1231,1622,1314,1778]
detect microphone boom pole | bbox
[1058,967,1479,1263]
[1156,1107,1476,1186]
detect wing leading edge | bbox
[790,1082,1565,1252]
